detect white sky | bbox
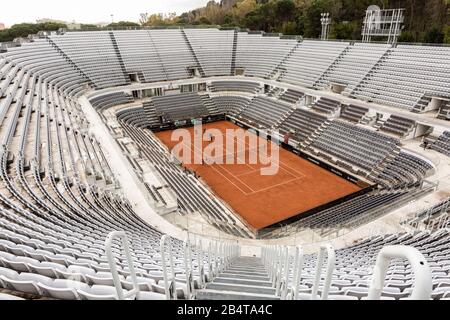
[0,0,211,27]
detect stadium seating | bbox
[211,95,252,116]
[279,89,304,104]
[112,30,168,82]
[429,131,450,157]
[90,92,134,112]
[184,29,234,77]
[210,81,261,94]
[280,40,350,88]
[146,29,196,80]
[292,229,450,300]
[351,45,450,111]
[307,120,400,173]
[278,108,328,143]
[292,189,411,231]
[406,197,450,228]
[369,151,433,189]
[151,93,210,122]
[311,97,341,115]
[0,28,448,300]
[379,115,416,138]
[236,32,298,78]
[49,32,130,89]
[238,96,294,128]
[316,43,391,93]
[340,105,369,123]
[438,100,450,120]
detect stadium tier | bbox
[0,28,449,301]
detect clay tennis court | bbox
[156,121,361,230]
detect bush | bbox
[398,31,415,43]
[424,27,444,44]
[444,25,450,44]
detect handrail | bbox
[311,244,335,300]
[367,245,432,300]
[160,235,177,300]
[280,246,290,299]
[183,240,194,299]
[105,231,140,300]
[270,246,280,286]
[196,239,205,288]
[292,245,304,300]
[208,240,216,280]
[270,246,278,285]
[275,246,284,296]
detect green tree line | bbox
[0,22,67,42]
[142,0,449,43]
[0,21,140,42]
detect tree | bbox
[80,24,99,30]
[275,0,296,22]
[424,27,445,43]
[232,0,259,22]
[223,14,234,25]
[444,25,450,44]
[107,21,139,28]
[281,21,298,35]
[0,22,67,42]
[398,31,415,43]
[331,21,355,40]
[303,0,333,38]
[142,13,177,26]
[199,17,212,25]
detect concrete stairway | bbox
[196,257,279,300]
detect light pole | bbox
[320,12,331,40]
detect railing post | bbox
[281,246,290,300]
[105,231,140,300]
[368,245,432,300]
[271,246,279,286]
[292,245,304,300]
[160,235,177,300]
[311,244,335,300]
[197,239,204,288]
[275,246,285,296]
[183,240,194,299]
[208,240,213,280]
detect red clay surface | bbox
[155,121,361,230]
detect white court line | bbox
[181,141,255,195]
[174,126,308,196]
[230,132,307,179]
[247,177,303,194]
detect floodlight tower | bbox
[320,13,331,40]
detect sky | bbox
[0,0,211,27]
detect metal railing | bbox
[160,235,178,300]
[368,245,432,300]
[105,231,141,300]
[311,245,335,300]
[263,244,336,300]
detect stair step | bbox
[219,273,270,281]
[196,289,280,300]
[228,264,265,270]
[226,269,268,276]
[213,277,273,287]
[206,282,276,295]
